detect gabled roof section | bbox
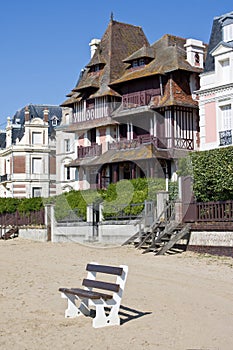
[204,12,233,73]
[210,40,233,56]
[61,92,82,107]
[123,45,155,63]
[63,19,149,101]
[110,34,202,86]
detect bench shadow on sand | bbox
[89,305,151,325]
[119,305,152,325]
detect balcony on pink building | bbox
[122,88,160,109]
[77,143,102,159]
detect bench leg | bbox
[93,304,120,328]
[64,294,90,318]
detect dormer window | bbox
[51,116,58,126]
[131,58,145,68]
[89,63,105,73]
[139,58,145,66]
[223,23,233,42]
[94,64,100,72]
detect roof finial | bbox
[110,12,114,21]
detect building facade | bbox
[0,104,62,198]
[197,11,233,150]
[58,18,206,192]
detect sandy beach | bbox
[0,238,232,350]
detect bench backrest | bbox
[83,262,128,300]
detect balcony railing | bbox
[77,144,102,159]
[108,135,194,151]
[219,130,232,146]
[183,200,233,222]
[122,89,160,109]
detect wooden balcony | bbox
[108,135,194,151]
[77,144,102,159]
[122,89,160,109]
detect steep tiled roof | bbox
[204,11,233,72]
[62,20,149,103]
[110,34,202,86]
[61,92,82,107]
[11,104,62,142]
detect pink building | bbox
[197,12,233,150]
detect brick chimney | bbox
[43,107,49,123]
[25,106,30,122]
[184,39,205,69]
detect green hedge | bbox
[178,146,233,202]
[51,178,167,221]
[0,177,176,219]
[0,197,43,214]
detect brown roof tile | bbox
[110,34,203,86]
[62,20,149,102]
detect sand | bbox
[0,238,232,350]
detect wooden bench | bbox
[59,262,128,328]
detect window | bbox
[32,132,42,145]
[195,53,200,65]
[132,60,138,67]
[220,104,232,131]
[64,139,70,152]
[32,187,42,197]
[66,167,70,180]
[51,116,58,126]
[32,158,42,174]
[219,58,230,81]
[220,58,230,67]
[94,64,100,72]
[87,128,96,144]
[223,23,233,42]
[139,58,145,66]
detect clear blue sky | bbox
[0,0,232,128]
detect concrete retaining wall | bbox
[19,227,48,242]
[52,221,138,245]
[189,231,233,247]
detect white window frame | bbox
[219,104,232,132]
[64,139,71,153]
[32,132,42,145]
[223,23,233,43]
[32,187,42,197]
[32,158,42,174]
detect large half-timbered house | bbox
[59,18,206,192]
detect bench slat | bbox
[86,264,123,276]
[58,287,113,300]
[82,278,120,292]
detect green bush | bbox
[177,146,233,202]
[190,146,233,202]
[0,198,20,214]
